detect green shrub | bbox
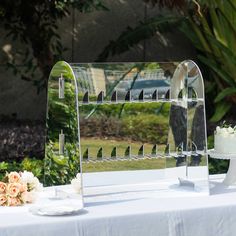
[0,158,44,181]
[121,114,169,144]
[20,158,44,182]
[123,103,170,117]
[44,142,80,186]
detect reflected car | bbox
[115,80,132,100]
[115,79,170,100]
[131,79,170,100]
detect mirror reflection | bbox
[75,63,173,176]
[46,61,209,196]
[45,62,81,188]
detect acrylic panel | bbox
[45,61,83,206]
[166,61,209,193]
[45,60,209,200]
[74,63,173,187]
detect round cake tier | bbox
[208,149,236,160]
[214,134,236,154]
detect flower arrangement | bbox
[216,122,236,136]
[0,171,42,206]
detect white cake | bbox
[214,126,236,154]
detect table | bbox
[1,174,236,236]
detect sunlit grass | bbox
[83,158,166,172]
[80,137,166,159]
[81,138,207,172]
[81,138,167,172]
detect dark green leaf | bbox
[214,87,236,103]
[210,101,231,122]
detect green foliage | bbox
[97,15,183,61]
[0,158,44,181]
[209,158,229,174]
[122,114,168,144]
[47,76,78,142]
[0,161,21,179]
[182,0,236,122]
[98,0,236,122]
[0,0,107,92]
[20,158,44,182]
[0,161,8,170]
[0,162,9,179]
[214,88,236,103]
[84,158,165,172]
[80,103,170,118]
[79,102,170,144]
[143,0,187,10]
[45,62,82,186]
[209,102,231,123]
[44,142,80,186]
[122,103,170,117]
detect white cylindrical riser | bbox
[223,159,236,185]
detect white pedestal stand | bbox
[209,150,236,186]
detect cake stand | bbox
[208,149,236,186]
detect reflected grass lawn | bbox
[81,138,207,172]
[83,158,166,172]
[81,138,167,172]
[81,138,166,158]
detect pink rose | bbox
[7,197,22,206]
[8,172,20,183]
[7,183,21,197]
[20,183,27,193]
[21,191,34,203]
[0,194,7,206]
[0,182,7,194]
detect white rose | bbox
[227,127,234,133]
[31,177,43,192]
[219,128,228,136]
[20,171,34,183]
[20,171,42,192]
[216,127,226,135]
[76,173,81,179]
[71,175,81,194]
[216,126,221,133]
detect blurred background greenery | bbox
[0,0,235,180]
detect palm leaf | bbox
[214,88,236,103]
[197,55,235,87]
[210,101,231,122]
[97,15,183,61]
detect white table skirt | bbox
[1,174,236,236]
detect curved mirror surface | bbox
[46,61,209,200]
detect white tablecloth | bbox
[1,174,236,236]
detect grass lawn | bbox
[81,138,207,172]
[80,137,166,158]
[81,138,168,172]
[83,159,166,172]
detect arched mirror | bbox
[166,60,208,194]
[45,60,209,202]
[45,61,83,207]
